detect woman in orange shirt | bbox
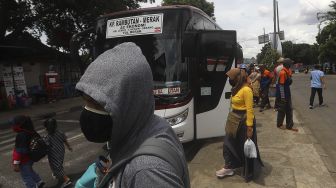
[216,68,263,182]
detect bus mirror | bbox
[225,92,231,99]
[182,32,197,57]
[199,31,236,58]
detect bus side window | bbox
[203,18,216,30]
[186,13,204,31]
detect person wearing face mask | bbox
[216,68,263,182]
[75,42,189,188]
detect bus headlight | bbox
[166,109,189,126]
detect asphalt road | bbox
[0,109,204,188]
[291,73,336,180]
[0,110,106,188]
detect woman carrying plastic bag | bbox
[216,68,263,182]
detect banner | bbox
[106,13,163,38]
[1,66,28,108]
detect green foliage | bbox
[281,41,318,65]
[256,43,271,64]
[162,0,214,17]
[0,0,37,41]
[260,47,280,70]
[315,1,336,63]
[326,1,336,21]
[1,0,154,51]
[316,21,336,62]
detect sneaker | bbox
[216,168,234,178]
[61,179,72,188]
[309,105,313,109]
[319,103,325,107]
[37,181,45,188]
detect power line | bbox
[303,0,322,11]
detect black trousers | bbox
[277,98,294,128]
[260,86,270,109]
[310,87,323,106]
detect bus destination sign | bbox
[106,13,163,38]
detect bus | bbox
[71,5,243,143]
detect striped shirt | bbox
[45,130,66,177]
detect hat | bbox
[239,64,247,69]
[277,57,285,63]
[283,58,293,68]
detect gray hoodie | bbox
[76,42,189,188]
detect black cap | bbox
[283,58,293,68]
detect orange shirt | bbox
[262,69,273,78]
[279,67,292,84]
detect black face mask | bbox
[79,107,113,143]
[229,79,236,86]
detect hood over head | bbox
[76,42,156,161]
[11,115,34,133]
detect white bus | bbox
[71,5,243,143]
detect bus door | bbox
[195,30,236,139]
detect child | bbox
[75,155,110,188]
[11,115,45,188]
[44,118,72,188]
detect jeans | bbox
[20,161,42,188]
[310,87,323,106]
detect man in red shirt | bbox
[259,65,273,112]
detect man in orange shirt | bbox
[259,65,273,112]
[276,58,297,131]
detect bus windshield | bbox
[94,9,189,99]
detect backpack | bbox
[97,138,190,188]
[29,132,48,162]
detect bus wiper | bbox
[154,95,174,103]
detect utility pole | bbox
[263,28,266,43]
[273,0,277,50]
[277,1,280,34]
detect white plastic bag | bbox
[244,139,257,158]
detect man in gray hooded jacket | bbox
[76,42,189,188]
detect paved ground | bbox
[291,73,336,181]
[188,102,336,188]
[0,110,106,188]
[1,75,336,187]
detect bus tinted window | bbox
[203,18,216,30]
[94,10,189,98]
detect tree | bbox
[256,43,271,64]
[0,0,37,41]
[162,0,214,17]
[281,41,294,59]
[282,41,318,65]
[0,0,154,50]
[316,21,336,62]
[314,1,336,63]
[326,1,336,21]
[32,0,156,51]
[261,47,280,70]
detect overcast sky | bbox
[140,0,333,58]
